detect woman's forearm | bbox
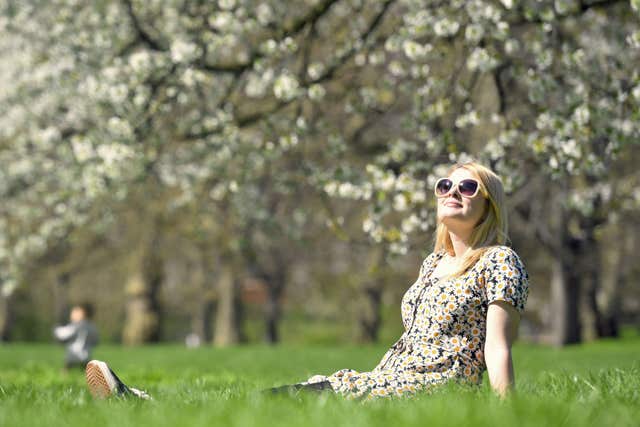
[484,345,514,397]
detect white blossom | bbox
[454,110,479,128]
[96,142,134,166]
[108,84,129,103]
[368,51,386,66]
[467,48,498,71]
[561,139,580,158]
[338,182,357,198]
[384,36,402,53]
[260,39,278,54]
[401,214,421,234]
[389,242,408,255]
[307,84,326,101]
[219,0,235,10]
[628,31,640,48]
[170,39,200,64]
[209,12,235,31]
[181,68,198,87]
[464,24,484,44]
[554,0,578,15]
[505,39,520,55]
[500,0,514,9]
[278,133,299,149]
[256,3,274,25]
[107,116,134,140]
[362,217,375,233]
[393,193,408,211]
[412,190,426,203]
[388,60,406,77]
[378,173,396,192]
[324,181,338,196]
[433,18,460,37]
[71,136,94,162]
[496,21,510,39]
[129,50,151,72]
[485,138,505,160]
[402,40,430,60]
[614,119,634,136]
[273,74,299,101]
[572,105,590,126]
[307,62,325,80]
[1,278,16,297]
[245,68,274,98]
[36,127,61,145]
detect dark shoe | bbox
[85,360,151,400]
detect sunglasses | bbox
[434,178,482,198]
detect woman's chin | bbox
[439,211,465,222]
[439,214,474,229]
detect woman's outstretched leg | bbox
[85,360,151,400]
[265,380,333,395]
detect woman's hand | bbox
[484,300,520,397]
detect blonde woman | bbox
[86,161,529,400]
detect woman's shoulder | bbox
[421,249,445,261]
[480,245,526,266]
[418,250,445,273]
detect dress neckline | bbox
[427,248,494,284]
[426,251,448,282]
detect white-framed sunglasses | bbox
[434,177,483,198]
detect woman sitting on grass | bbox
[86,161,529,401]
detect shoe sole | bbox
[85,360,117,399]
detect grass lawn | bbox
[1,336,638,427]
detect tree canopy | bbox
[1,0,639,344]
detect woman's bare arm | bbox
[484,300,520,397]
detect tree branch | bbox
[197,0,341,75]
[122,0,165,51]
[235,0,397,128]
[510,0,627,26]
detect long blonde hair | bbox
[433,161,509,278]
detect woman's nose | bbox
[450,187,462,199]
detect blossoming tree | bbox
[1,0,639,344]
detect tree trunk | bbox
[189,250,216,344]
[580,234,600,341]
[358,246,385,343]
[189,298,215,344]
[263,271,285,344]
[53,272,71,324]
[192,288,216,344]
[595,226,626,338]
[0,292,14,342]
[359,285,383,343]
[213,259,243,347]
[545,184,584,346]
[550,254,582,346]
[122,237,163,345]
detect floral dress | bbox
[307,245,529,400]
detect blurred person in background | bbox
[53,303,99,371]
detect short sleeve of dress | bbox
[482,246,529,313]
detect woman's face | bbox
[436,167,488,232]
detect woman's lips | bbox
[444,201,462,207]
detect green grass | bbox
[1,337,639,427]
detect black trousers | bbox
[265,380,333,395]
